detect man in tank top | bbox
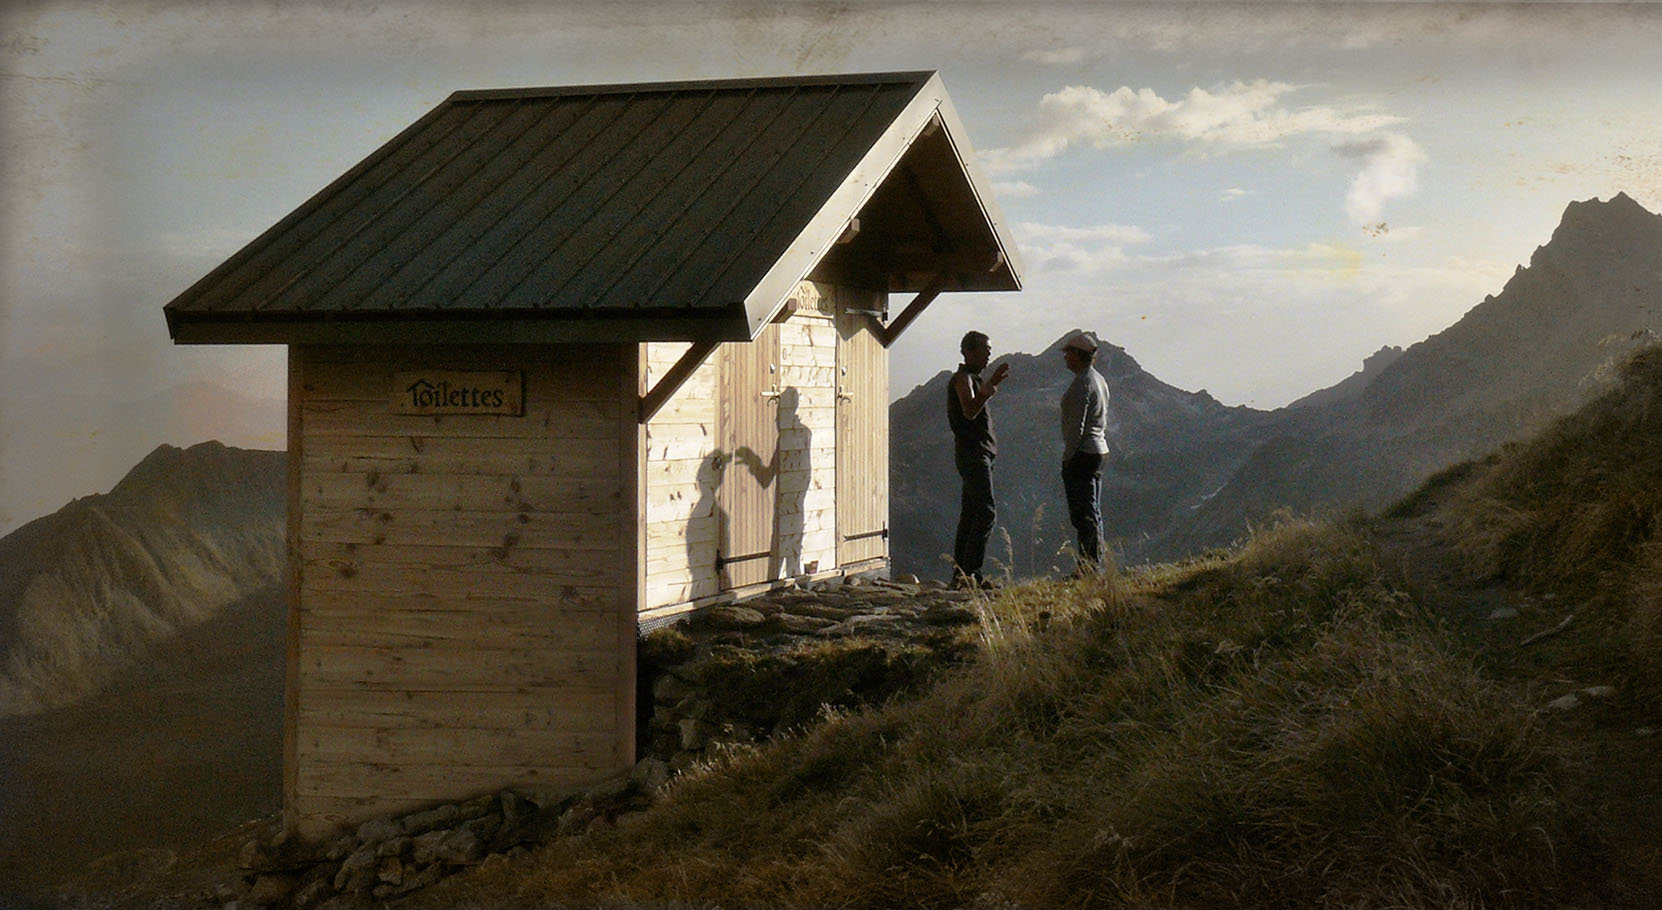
[947,330,1009,589]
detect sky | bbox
[3,0,1662,532]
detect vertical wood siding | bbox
[288,344,636,838]
[836,288,890,567]
[642,280,858,612]
[717,323,781,589]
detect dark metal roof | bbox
[165,71,1021,345]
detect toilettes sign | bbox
[392,371,524,415]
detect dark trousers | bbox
[953,450,995,578]
[1063,451,1105,567]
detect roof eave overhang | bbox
[738,71,1023,340]
[165,306,754,346]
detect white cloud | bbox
[1013,220,1152,273]
[993,180,1042,200]
[1220,187,1251,203]
[985,80,1406,172]
[984,81,1426,225]
[1337,133,1429,225]
[1022,46,1086,65]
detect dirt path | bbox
[1372,503,1662,907]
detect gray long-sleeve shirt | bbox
[1061,366,1110,459]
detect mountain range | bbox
[891,192,1662,577]
[0,441,286,716]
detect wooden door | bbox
[836,292,889,567]
[717,325,780,589]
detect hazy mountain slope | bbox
[0,584,285,899]
[0,441,286,716]
[1169,193,1662,554]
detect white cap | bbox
[1064,332,1098,353]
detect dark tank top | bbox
[946,365,997,458]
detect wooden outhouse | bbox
[164,71,1021,838]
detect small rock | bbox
[333,845,378,893]
[395,862,444,895]
[784,602,859,620]
[402,803,460,837]
[680,717,713,751]
[434,827,485,864]
[1581,685,1617,699]
[247,873,298,906]
[631,757,671,792]
[581,774,633,803]
[1487,607,1519,620]
[355,816,401,847]
[897,573,922,585]
[924,603,978,626]
[460,814,501,844]
[458,794,496,821]
[291,879,334,910]
[376,836,410,858]
[411,830,449,865]
[705,605,768,630]
[376,855,404,885]
[775,612,836,634]
[653,673,694,703]
[1546,693,1582,712]
[500,790,533,829]
[555,805,598,837]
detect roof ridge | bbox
[446,70,937,103]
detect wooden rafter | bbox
[874,274,947,348]
[638,340,719,424]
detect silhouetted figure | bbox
[1058,332,1110,575]
[947,330,1008,589]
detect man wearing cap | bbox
[1059,331,1111,574]
[947,330,1009,589]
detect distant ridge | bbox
[0,441,285,715]
[890,194,1662,575]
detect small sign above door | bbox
[392,371,524,416]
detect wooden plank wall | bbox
[782,283,841,577]
[836,286,890,567]
[642,280,845,611]
[288,343,637,839]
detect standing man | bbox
[948,330,1009,589]
[1059,332,1110,575]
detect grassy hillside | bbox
[399,349,1662,909]
[403,522,1603,908]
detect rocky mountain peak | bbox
[0,442,286,716]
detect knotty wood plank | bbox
[302,507,622,550]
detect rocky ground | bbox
[32,574,986,910]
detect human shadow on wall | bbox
[690,450,727,598]
[733,386,806,581]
